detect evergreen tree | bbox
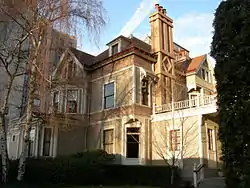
[211,0,250,187]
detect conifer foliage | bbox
[211,0,250,187]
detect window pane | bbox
[104,83,114,96]
[43,128,52,156]
[105,95,114,109]
[127,128,140,133]
[53,91,59,102]
[112,44,118,55]
[126,128,140,158]
[67,90,77,100]
[126,140,139,158]
[104,129,113,144]
[67,101,77,113]
[127,134,139,143]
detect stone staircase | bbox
[198,177,225,188]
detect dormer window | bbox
[111,43,118,55]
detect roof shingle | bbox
[186,54,206,73]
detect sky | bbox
[79,0,222,60]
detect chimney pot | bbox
[159,6,163,13]
[155,4,159,11]
[162,9,166,15]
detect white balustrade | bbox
[154,94,217,114]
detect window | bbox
[53,91,60,113]
[201,68,210,82]
[201,68,206,80]
[141,78,149,106]
[33,98,40,106]
[126,128,140,158]
[104,82,115,109]
[206,71,210,82]
[67,61,77,79]
[103,129,114,154]
[170,130,181,151]
[66,89,78,113]
[207,128,214,150]
[111,43,118,55]
[42,128,52,156]
[12,135,16,142]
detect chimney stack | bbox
[155,4,159,11]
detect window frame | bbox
[141,77,150,106]
[42,127,53,157]
[103,82,115,109]
[169,129,181,151]
[103,129,114,154]
[111,43,119,55]
[126,127,140,158]
[66,89,79,113]
[207,128,214,151]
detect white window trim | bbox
[108,39,121,56]
[102,81,116,110]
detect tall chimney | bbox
[149,4,175,105]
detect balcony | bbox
[153,94,217,114]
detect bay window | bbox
[52,88,83,114]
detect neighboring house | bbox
[6,27,76,159]
[8,4,221,179]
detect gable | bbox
[186,54,206,74]
[52,49,84,79]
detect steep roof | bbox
[186,54,206,73]
[70,47,95,67]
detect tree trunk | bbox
[17,61,36,181]
[0,114,9,184]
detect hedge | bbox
[2,150,180,187]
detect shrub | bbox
[2,150,180,187]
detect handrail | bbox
[154,94,217,114]
[193,163,205,188]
